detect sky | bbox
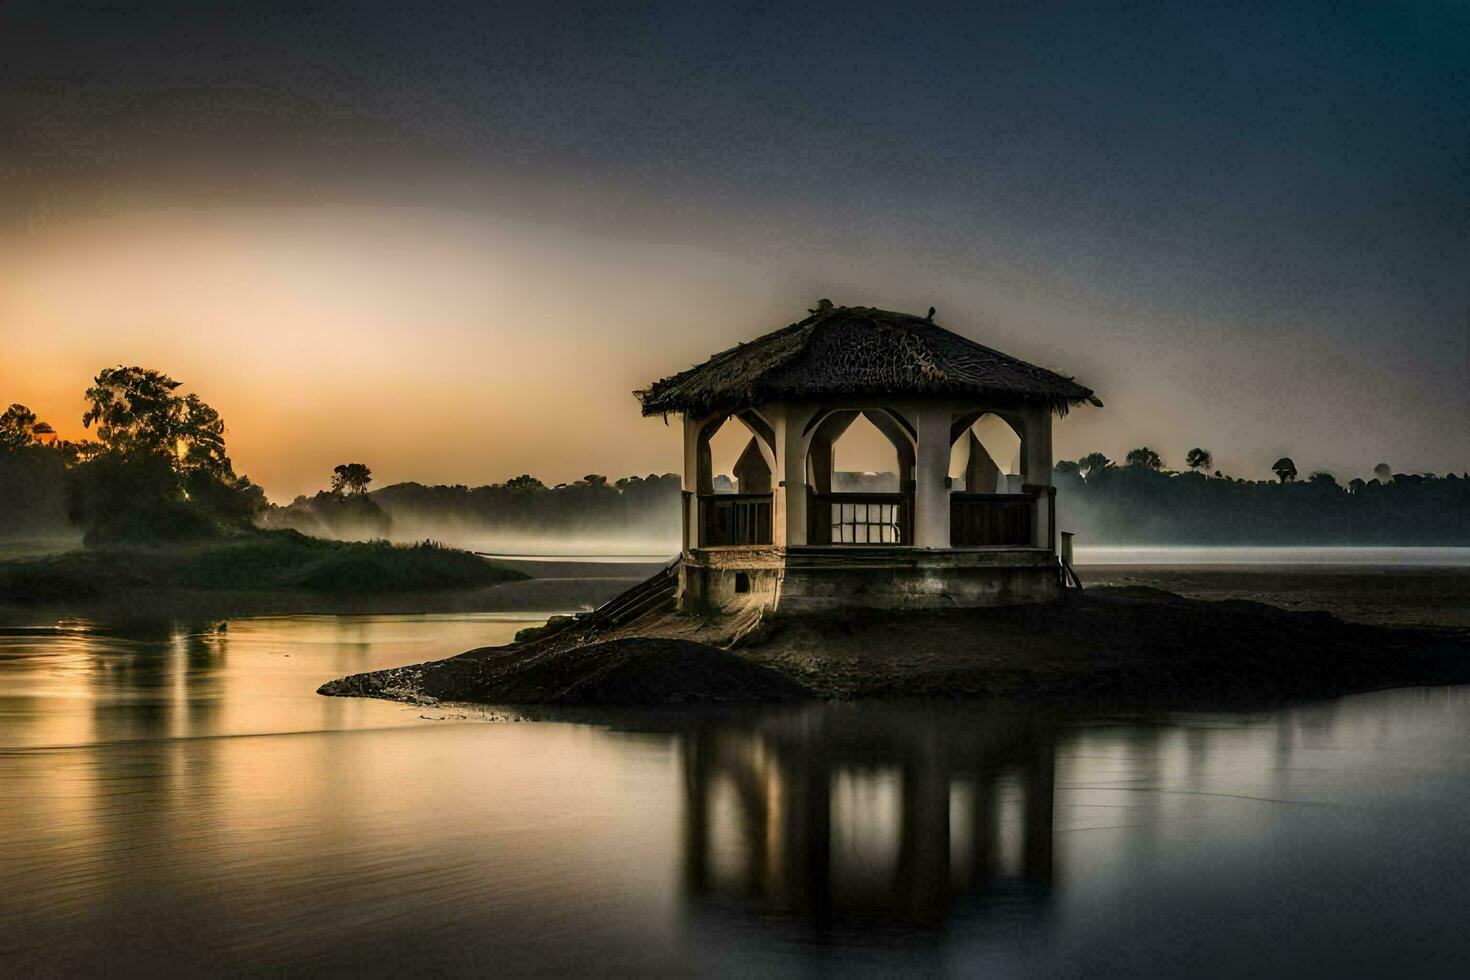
[1,0,1466,500]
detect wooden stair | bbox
[1059,556,1084,591]
[588,558,679,628]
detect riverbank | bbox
[320,583,1470,708]
[0,532,533,620]
[1079,563,1470,629]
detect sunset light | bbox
[3,2,1468,976]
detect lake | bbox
[1074,545,1470,566]
[4,612,1470,976]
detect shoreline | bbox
[0,575,648,625]
[319,585,1470,710]
[1078,563,1470,629]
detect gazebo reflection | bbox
[679,703,1056,931]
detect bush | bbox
[0,443,70,536]
[0,532,527,604]
[65,452,214,545]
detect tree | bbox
[1374,463,1392,482]
[1078,452,1111,481]
[505,474,545,491]
[1185,447,1213,473]
[581,474,608,488]
[1,403,48,450]
[0,405,69,535]
[1308,471,1339,489]
[330,463,373,496]
[175,393,232,479]
[80,366,239,478]
[65,450,208,544]
[82,366,184,457]
[56,439,104,465]
[1271,457,1298,483]
[70,366,261,542]
[1125,447,1164,471]
[1053,460,1080,477]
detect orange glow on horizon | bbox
[4,203,1458,500]
[0,206,784,499]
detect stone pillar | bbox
[682,415,703,494]
[913,402,952,548]
[682,416,702,550]
[1021,405,1053,549]
[808,434,835,495]
[1022,405,1053,487]
[681,490,692,552]
[774,403,809,547]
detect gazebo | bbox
[636,301,1100,611]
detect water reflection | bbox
[0,614,540,750]
[4,616,1470,974]
[679,704,1057,934]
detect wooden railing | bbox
[809,491,911,545]
[695,489,1047,548]
[698,493,773,547]
[950,493,1033,546]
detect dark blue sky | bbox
[2,1,1466,489]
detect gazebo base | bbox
[680,545,1062,613]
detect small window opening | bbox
[734,572,751,594]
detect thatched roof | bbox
[636,302,1101,418]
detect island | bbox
[321,304,1470,709]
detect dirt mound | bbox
[739,587,1470,705]
[320,586,1470,710]
[320,636,809,706]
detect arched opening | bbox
[805,409,915,545]
[706,417,771,493]
[948,414,1025,493]
[828,414,901,491]
[696,413,775,546]
[948,411,1033,546]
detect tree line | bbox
[1054,446,1470,545]
[2,369,686,548]
[6,376,1466,548]
[261,471,684,543]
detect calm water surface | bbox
[1075,545,1470,566]
[3,613,1470,976]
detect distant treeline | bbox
[260,473,685,545]
[262,471,912,544]
[1053,450,1470,545]
[6,389,1467,549]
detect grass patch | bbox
[514,614,581,643]
[0,530,527,603]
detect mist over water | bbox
[381,523,679,560]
